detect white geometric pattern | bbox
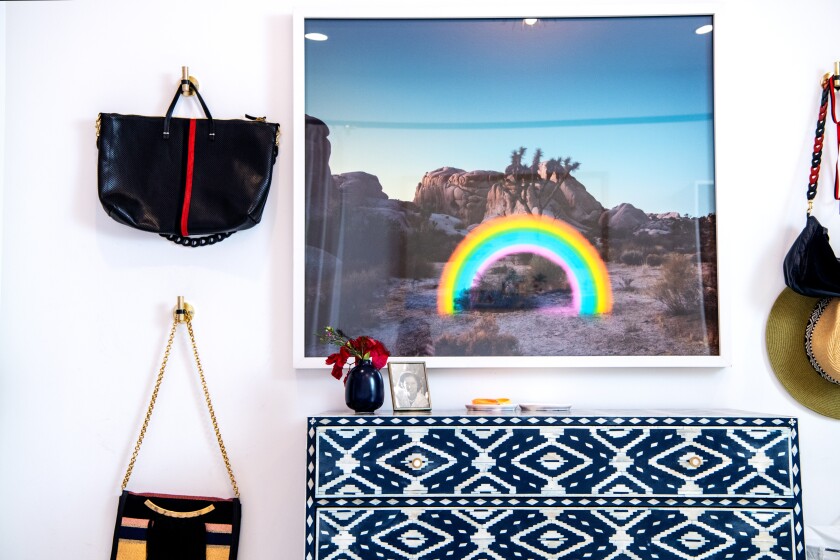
[651,508,737,559]
[509,509,594,559]
[649,427,732,496]
[727,429,794,497]
[316,507,797,560]
[317,429,382,496]
[510,427,593,495]
[451,509,515,560]
[307,413,804,560]
[454,428,517,495]
[376,427,459,496]
[590,509,653,560]
[370,508,453,559]
[316,426,795,499]
[591,428,655,495]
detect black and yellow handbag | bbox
[110,298,241,560]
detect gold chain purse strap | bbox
[121,299,240,498]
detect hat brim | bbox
[766,287,840,419]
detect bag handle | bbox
[159,231,234,247]
[163,80,215,141]
[806,76,833,214]
[121,300,239,498]
[160,80,228,248]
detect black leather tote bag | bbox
[97,80,279,246]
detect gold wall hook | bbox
[834,62,840,90]
[174,296,195,322]
[181,66,199,96]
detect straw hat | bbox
[766,287,840,418]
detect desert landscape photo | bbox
[301,16,717,359]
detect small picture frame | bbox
[387,362,432,412]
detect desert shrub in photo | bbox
[645,253,664,267]
[456,269,533,311]
[490,264,513,276]
[668,218,701,253]
[434,316,521,356]
[514,254,533,266]
[650,254,702,315]
[455,268,533,311]
[632,230,655,250]
[529,255,569,293]
[619,249,645,265]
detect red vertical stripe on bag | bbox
[181,119,197,237]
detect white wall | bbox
[2,0,840,558]
[0,2,5,303]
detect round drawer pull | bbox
[687,456,702,468]
[408,456,425,470]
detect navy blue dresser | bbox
[305,410,804,559]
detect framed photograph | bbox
[293,8,726,369]
[387,362,432,412]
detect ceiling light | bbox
[523,18,538,26]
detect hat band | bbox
[805,298,840,385]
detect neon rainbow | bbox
[437,214,612,315]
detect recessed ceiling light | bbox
[305,32,329,41]
[695,24,713,35]
[523,18,539,26]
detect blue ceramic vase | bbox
[345,359,384,413]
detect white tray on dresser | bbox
[305,409,804,559]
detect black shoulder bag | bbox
[97,79,279,247]
[784,74,840,297]
[110,299,241,560]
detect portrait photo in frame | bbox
[388,362,432,412]
[293,8,726,369]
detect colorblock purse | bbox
[97,77,280,247]
[110,298,241,560]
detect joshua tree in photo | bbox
[509,147,526,175]
[538,155,580,210]
[503,147,580,216]
[530,147,544,174]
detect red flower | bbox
[368,339,390,370]
[319,327,390,381]
[325,346,350,380]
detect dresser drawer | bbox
[315,425,794,498]
[315,507,797,560]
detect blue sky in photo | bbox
[305,16,715,216]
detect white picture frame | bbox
[293,5,728,369]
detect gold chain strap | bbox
[121,313,239,498]
[185,318,240,497]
